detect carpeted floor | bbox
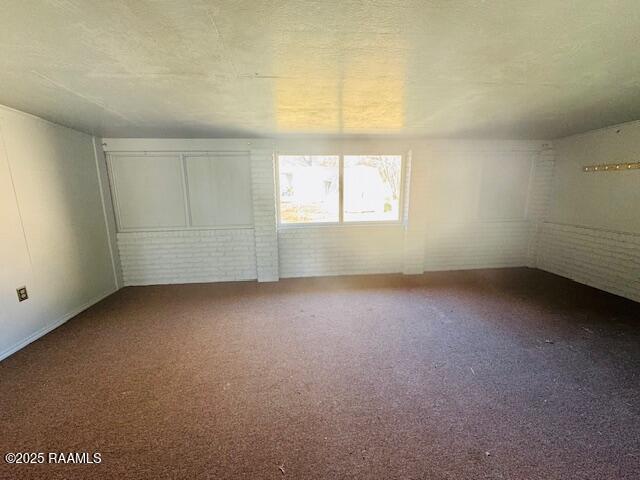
[1,268,639,479]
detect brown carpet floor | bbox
[1,268,639,480]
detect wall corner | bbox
[93,136,123,289]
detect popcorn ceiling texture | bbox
[2,1,640,138]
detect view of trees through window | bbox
[279,155,339,223]
[278,154,402,224]
[344,155,402,222]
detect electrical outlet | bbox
[16,286,28,302]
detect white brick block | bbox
[278,226,404,278]
[526,148,556,266]
[537,222,640,302]
[251,150,279,282]
[117,229,257,286]
[424,221,532,271]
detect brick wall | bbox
[276,144,556,279]
[537,223,640,302]
[534,122,640,303]
[278,225,404,278]
[527,148,556,265]
[117,229,257,286]
[424,221,533,271]
[113,140,557,285]
[251,149,279,282]
[420,146,555,273]
[402,150,428,274]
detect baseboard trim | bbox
[0,288,118,362]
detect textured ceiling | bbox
[1,0,640,139]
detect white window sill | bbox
[277,221,405,230]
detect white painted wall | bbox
[0,106,118,360]
[420,141,554,272]
[279,225,404,278]
[538,121,640,302]
[546,122,640,233]
[3,113,635,359]
[277,140,555,278]
[106,138,553,282]
[102,140,279,285]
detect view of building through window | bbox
[278,154,402,224]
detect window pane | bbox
[278,155,339,223]
[343,155,402,222]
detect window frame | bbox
[276,153,406,227]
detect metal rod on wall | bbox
[583,162,640,172]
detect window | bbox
[278,155,339,223]
[344,155,402,222]
[278,154,402,224]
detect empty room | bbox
[1,1,639,479]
